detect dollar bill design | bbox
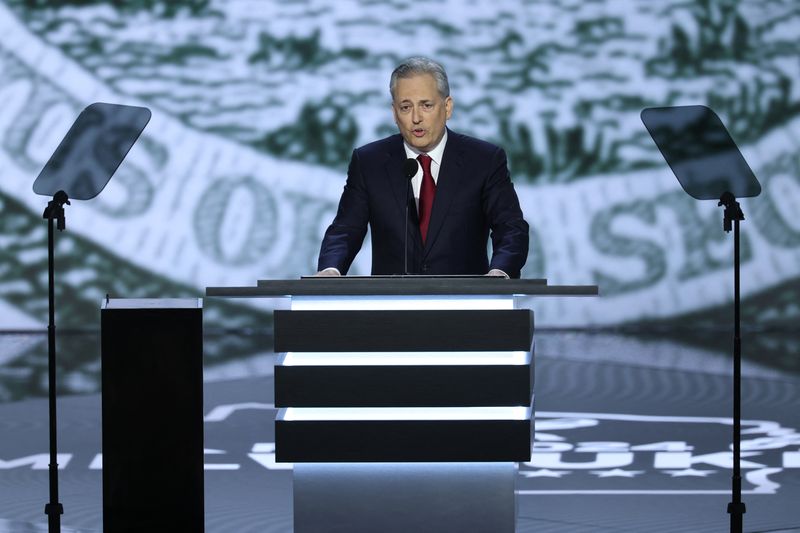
[0,0,798,397]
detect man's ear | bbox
[445,96,454,120]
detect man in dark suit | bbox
[317,57,529,278]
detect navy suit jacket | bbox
[317,129,529,277]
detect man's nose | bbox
[412,107,422,124]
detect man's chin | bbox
[404,135,432,152]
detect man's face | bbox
[392,74,453,152]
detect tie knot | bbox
[417,153,432,173]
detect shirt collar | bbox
[403,129,448,166]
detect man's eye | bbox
[400,105,411,112]
[423,103,434,110]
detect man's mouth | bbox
[412,128,426,138]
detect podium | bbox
[207,277,597,532]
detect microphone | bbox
[403,158,418,275]
[403,158,419,180]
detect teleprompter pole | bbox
[719,191,745,533]
[43,190,69,533]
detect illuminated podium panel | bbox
[275,350,534,407]
[273,309,534,352]
[206,277,597,533]
[275,308,534,465]
[279,293,529,532]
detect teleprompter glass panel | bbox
[641,105,760,200]
[33,102,151,200]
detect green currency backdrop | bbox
[0,0,798,336]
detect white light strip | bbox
[295,462,515,473]
[281,351,529,366]
[281,406,531,421]
[291,296,514,311]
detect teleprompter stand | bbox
[32,103,151,533]
[642,105,761,533]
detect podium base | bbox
[293,462,516,533]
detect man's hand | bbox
[314,268,341,277]
[485,269,509,278]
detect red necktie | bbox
[417,154,436,244]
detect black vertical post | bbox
[720,192,745,533]
[728,215,744,533]
[44,195,66,533]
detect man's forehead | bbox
[396,96,437,102]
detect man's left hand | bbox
[485,269,509,278]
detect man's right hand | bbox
[313,268,341,277]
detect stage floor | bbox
[0,330,798,532]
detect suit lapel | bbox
[423,130,462,255]
[384,137,423,248]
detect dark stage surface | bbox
[0,330,798,533]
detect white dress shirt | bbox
[403,129,448,211]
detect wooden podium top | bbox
[206,276,598,298]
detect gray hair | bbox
[390,57,450,100]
